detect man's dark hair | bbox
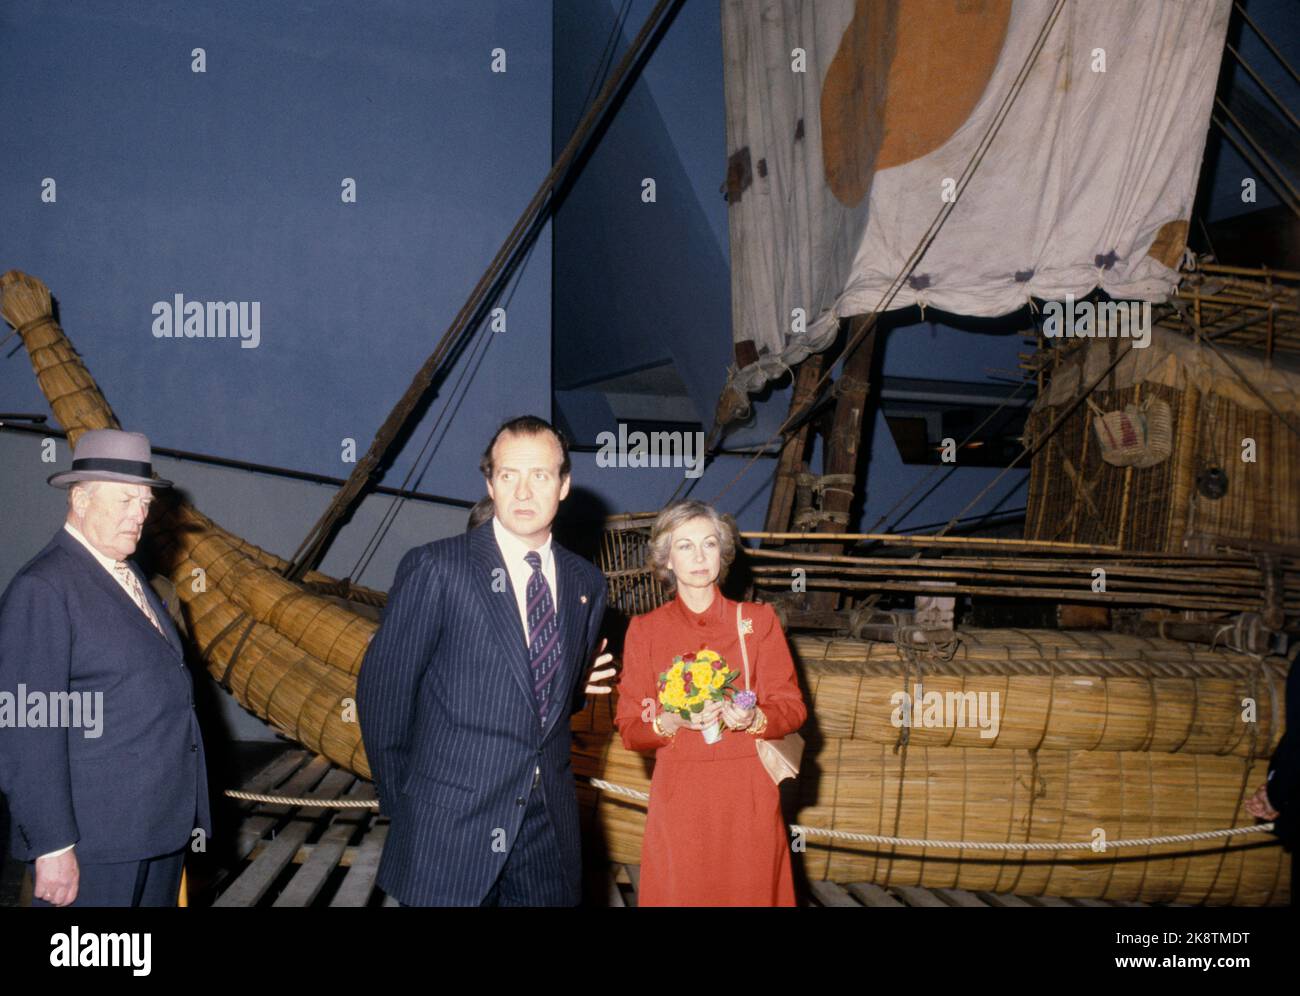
[480,415,571,481]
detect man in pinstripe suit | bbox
[357,416,610,906]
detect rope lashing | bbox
[792,472,856,528]
[226,780,1278,851]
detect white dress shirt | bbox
[64,521,124,579]
[492,515,558,645]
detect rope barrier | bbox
[226,779,1278,852]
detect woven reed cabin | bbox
[1025,325,1300,556]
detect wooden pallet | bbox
[212,750,1185,908]
[209,749,388,907]
[611,865,1181,908]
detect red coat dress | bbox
[615,589,807,906]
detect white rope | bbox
[225,789,378,809]
[584,779,1276,852]
[227,780,1280,853]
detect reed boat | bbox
[5,0,1299,906]
[4,268,1295,904]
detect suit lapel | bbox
[55,529,181,657]
[468,525,537,713]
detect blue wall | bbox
[0,0,552,504]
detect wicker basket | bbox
[1090,397,1173,468]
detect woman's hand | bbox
[722,700,756,730]
[661,700,723,733]
[1245,784,1280,821]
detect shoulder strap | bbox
[736,603,751,690]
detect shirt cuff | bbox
[38,844,75,860]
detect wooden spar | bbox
[746,558,1266,587]
[739,531,1131,553]
[762,354,824,543]
[754,578,1261,611]
[1196,261,1300,281]
[811,315,879,608]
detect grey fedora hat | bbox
[47,429,173,489]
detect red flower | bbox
[682,652,696,662]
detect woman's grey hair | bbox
[647,500,739,590]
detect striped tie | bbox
[524,550,561,727]
[114,561,164,634]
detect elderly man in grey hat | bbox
[0,429,210,906]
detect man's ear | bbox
[485,479,496,503]
[559,474,571,502]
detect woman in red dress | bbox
[615,500,807,906]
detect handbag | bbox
[736,603,805,785]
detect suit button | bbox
[190,744,198,752]
[516,797,525,807]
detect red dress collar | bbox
[672,586,728,631]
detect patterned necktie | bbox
[524,550,561,728]
[114,561,164,634]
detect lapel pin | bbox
[580,594,588,605]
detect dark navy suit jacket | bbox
[1268,659,1299,849]
[0,527,211,864]
[357,521,606,906]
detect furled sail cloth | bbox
[723,0,1231,394]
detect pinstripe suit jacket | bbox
[356,521,607,906]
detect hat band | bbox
[70,457,155,477]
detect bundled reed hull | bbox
[2,271,378,778]
[792,632,1288,756]
[574,715,1290,906]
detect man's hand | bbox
[585,638,616,695]
[34,849,79,906]
[1246,784,1280,821]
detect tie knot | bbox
[114,562,129,575]
[524,550,542,572]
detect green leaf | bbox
[690,701,704,714]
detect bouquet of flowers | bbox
[658,649,740,743]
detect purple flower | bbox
[734,690,757,710]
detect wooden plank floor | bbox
[209,750,387,907]
[211,750,1180,908]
